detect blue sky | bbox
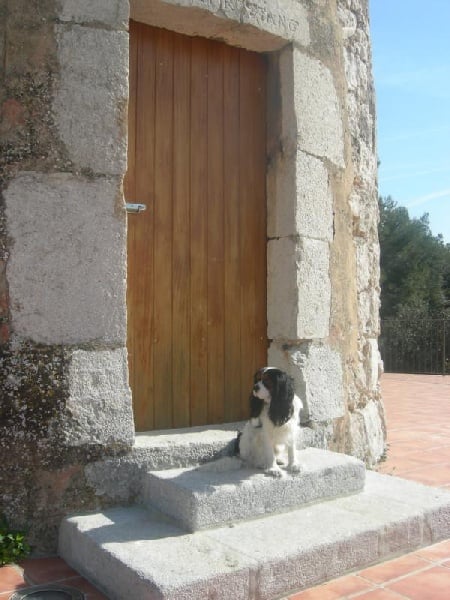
[369,0,450,243]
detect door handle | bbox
[126,203,147,214]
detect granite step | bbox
[59,471,450,600]
[141,448,366,531]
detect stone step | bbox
[141,448,366,531]
[59,472,450,600]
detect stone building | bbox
[0,0,385,553]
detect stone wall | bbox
[0,0,385,553]
[336,0,386,463]
[266,0,385,463]
[0,0,134,552]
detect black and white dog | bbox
[238,367,303,477]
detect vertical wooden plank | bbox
[223,45,243,421]
[207,40,225,424]
[239,50,268,390]
[252,53,269,372]
[153,27,174,429]
[126,21,138,421]
[190,37,209,425]
[239,48,255,392]
[172,32,191,427]
[129,22,157,430]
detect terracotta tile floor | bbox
[1,373,449,600]
[0,557,108,599]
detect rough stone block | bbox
[278,43,297,148]
[296,152,333,240]
[65,348,134,447]
[272,342,345,423]
[350,190,379,238]
[208,507,380,600]
[267,152,297,239]
[142,449,365,531]
[268,237,331,340]
[4,172,127,345]
[361,403,386,465]
[358,287,381,336]
[268,150,333,241]
[365,338,382,391]
[53,25,128,174]
[364,471,450,542]
[335,477,424,557]
[297,238,331,339]
[355,239,380,293]
[267,236,298,339]
[348,402,385,466]
[293,49,345,168]
[59,0,129,28]
[296,238,331,339]
[337,4,357,40]
[85,423,242,503]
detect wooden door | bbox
[126,21,267,431]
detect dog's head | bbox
[251,367,295,426]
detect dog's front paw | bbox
[288,463,302,474]
[266,466,285,478]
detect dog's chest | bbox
[261,406,291,440]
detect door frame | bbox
[126,22,268,429]
[128,1,301,431]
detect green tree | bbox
[378,196,450,319]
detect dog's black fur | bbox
[250,368,295,426]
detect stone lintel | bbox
[130,0,310,52]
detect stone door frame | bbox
[128,0,347,423]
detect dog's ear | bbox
[249,394,264,418]
[269,370,295,426]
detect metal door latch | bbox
[126,203,147,214]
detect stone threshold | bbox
[132,421,320,471]
[132,422,243,470]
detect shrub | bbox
[0,517,31,565]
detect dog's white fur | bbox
[239,369,303,477]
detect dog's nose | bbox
[253,383,259,392]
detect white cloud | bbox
[405,189,450,209]
[375,65,450,101]
[379,164,450,184]
[379,126,450,144]
[376,65,450,88]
